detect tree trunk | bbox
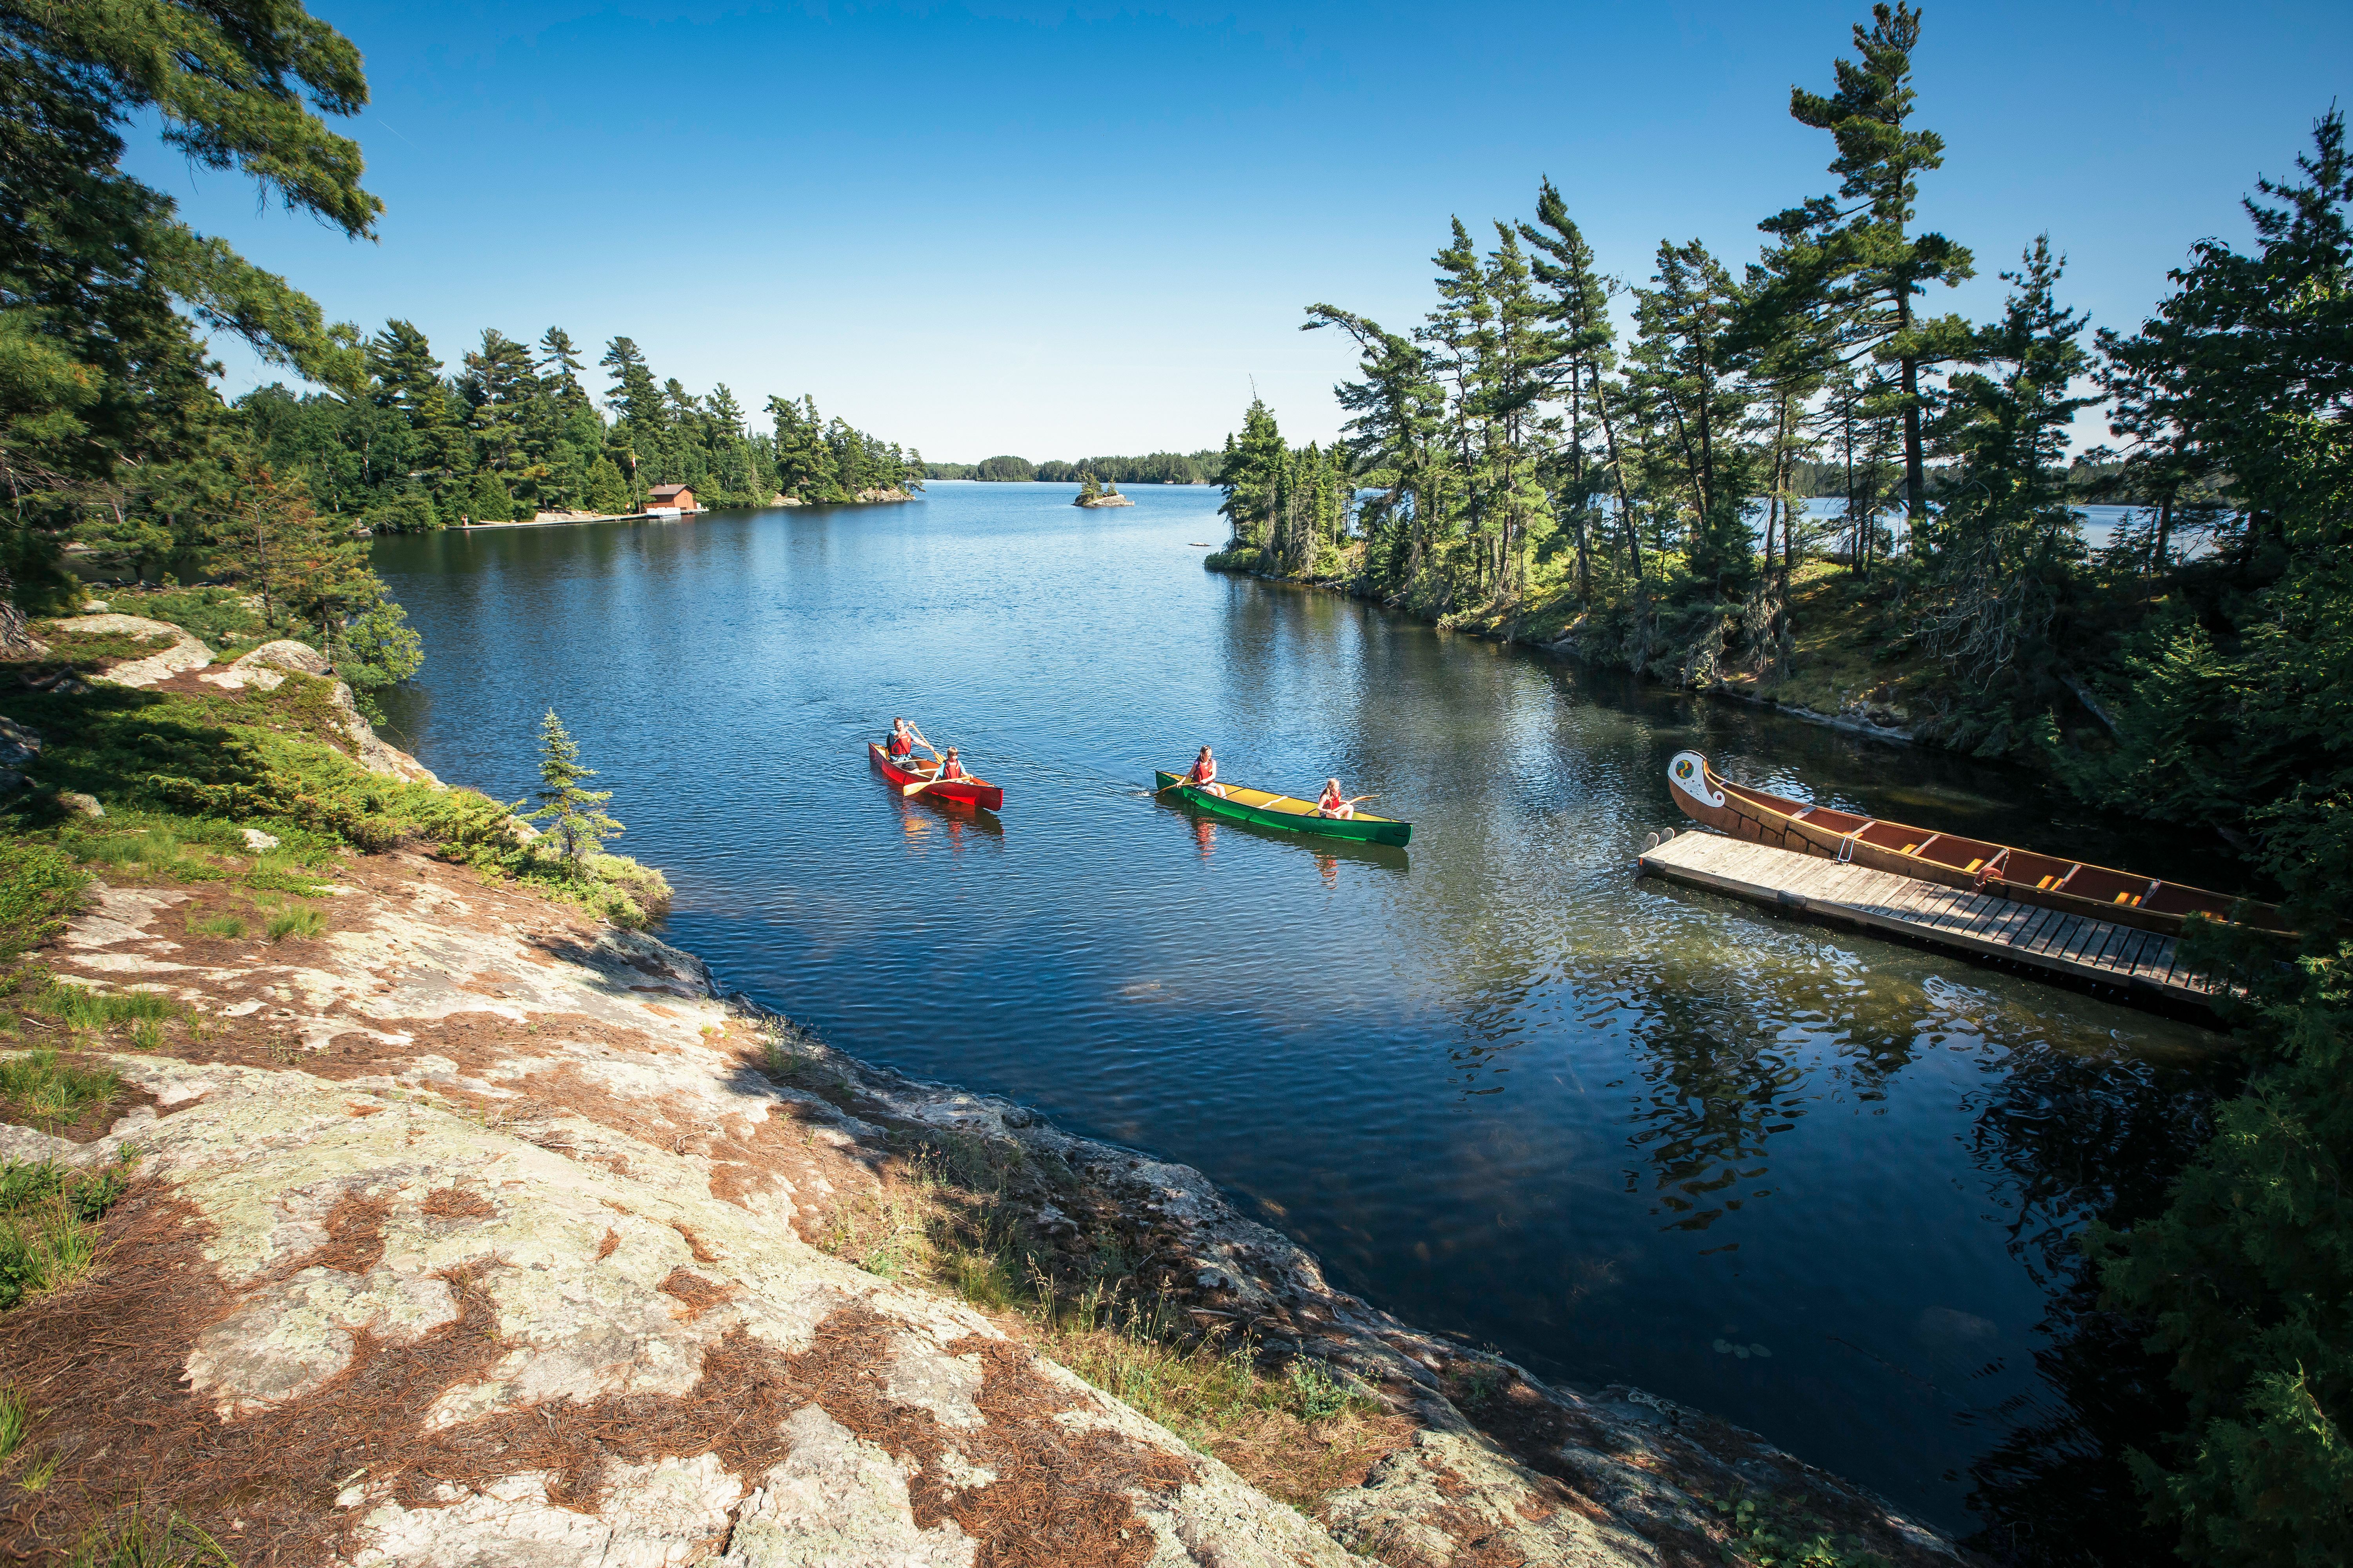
[0,559,32,654]
[1897,285,1926,529]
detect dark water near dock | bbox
[376,483,2231,1553]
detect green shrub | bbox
[186,912,246,939]
[0,843,85,958]
[115,586,271,654]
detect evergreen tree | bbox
[1911,236,2094,688]
[536,327,592,416]
[1520,179,1626,598]
[461,328,538,487]
[1629,239,1756,590]
[1774,2,1975,530]
[525,709,623,868]
[367,320,470,505]
[1216,398,1287,555]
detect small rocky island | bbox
[1073,472,1135,507]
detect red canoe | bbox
[867,742,1004,811]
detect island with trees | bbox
[1073,472,1135,507]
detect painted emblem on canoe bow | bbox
[1667,750,1725,811]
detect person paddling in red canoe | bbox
[886,717,941,768]
[937,746,970,782]
[1185,745,1227,798]
[1316,778,1374,819]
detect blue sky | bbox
[148,1,2351,460]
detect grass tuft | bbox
[0,1384,27,1463]
[0,1048,123,1129]
[0,1152,136,1311]
[260,902,325,942]
[186,912,246,940]
[68,1504,236,1568]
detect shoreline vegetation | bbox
[926,451,1221,484]
[1193,14,2353,1565]
[0,602,1964,1568]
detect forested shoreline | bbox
[1210,10,2353,1565]
[925,449,1220,484]
[246,327,927,533]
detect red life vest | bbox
[940,757,967,781]
[887,731,913,758]
[1189,758,1216,785]
[1318,785,1344,810]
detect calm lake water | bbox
[374,483,2231,1553]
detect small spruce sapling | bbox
[525,709,622,869]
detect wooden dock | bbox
[1637,829,2224,1013]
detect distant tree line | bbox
[924,450,1220,484]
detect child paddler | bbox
[1316,778,1373,819]
[938,747,969,781]
[1186,745,1226,798]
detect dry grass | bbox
[794,1121,1409,1509]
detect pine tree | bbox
[1776,3,1975,530]
[1629,239,1756,591]
[367,321,471,506]
[1520,179,1627,597]
[536,328,593,416]
[462,329,538,484]
[525,709,623,867]
[1216,398,1286,556]
[1911,236,2093,688]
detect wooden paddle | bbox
[903,773,957,797]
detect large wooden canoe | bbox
[1155,771,1411,848]
[1665,750,2288,938]
[869,743,1004,811]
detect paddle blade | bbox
[901,779,933,796]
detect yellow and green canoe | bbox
[1154,771,1413,848]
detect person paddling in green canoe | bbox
[1184,745,1226,798]
[1316,778,1374,820]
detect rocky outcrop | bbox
[5,838,1969,1568]
[193,641,442,787]
[12,857,1349,1568]
[200,638,332,691]
[55,612,212,687]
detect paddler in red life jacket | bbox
[1185,745,1226,798]
[886,717,917,763]
[1316,778,1371,819]
[937,747,969,782]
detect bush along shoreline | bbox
[0,605,1967,1568]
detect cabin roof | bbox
[647,483,691,499]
